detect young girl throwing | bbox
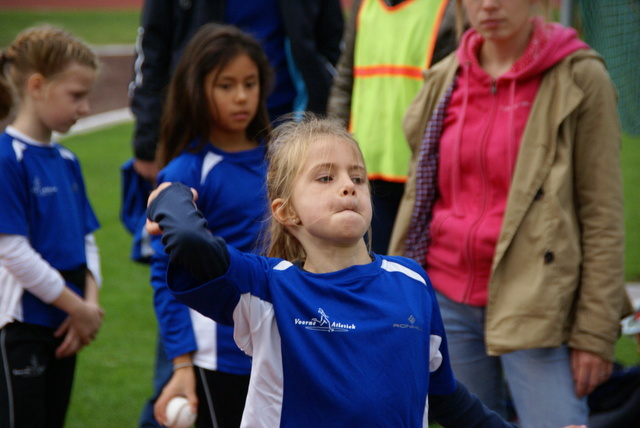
[0,26,104,427]
[146,115,520,427]
[150,24,273,428]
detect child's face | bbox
[36,62,96,135]
[204,53,260,142]
[288,137,372,249]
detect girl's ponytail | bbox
[0,50,15,120]
[0,25,98,121]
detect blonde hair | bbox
[0,25,98,120]
[454,0,552,39]
[265,114,370,261]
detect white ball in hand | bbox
[165,396,197,428]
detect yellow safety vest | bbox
[351,0,447,182]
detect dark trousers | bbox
[138,335,173,428]
[369,180,405,255]
[0,322,76,428]
[195,367,250,428]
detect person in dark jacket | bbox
[129,0,344,183]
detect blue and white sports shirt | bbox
[0,127,99,329]
[151,142,267,373]
[168,248,456,427]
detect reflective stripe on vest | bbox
[351,0,447,181]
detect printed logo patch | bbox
[295,308,355,332]
[31,176,58,196]
[393,315,422,331]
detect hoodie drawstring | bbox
[452,62,471,217]
[508,79,517,181]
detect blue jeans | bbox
[436,291,589,428]
[139,335,173,428]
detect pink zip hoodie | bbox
[427,17,588,306]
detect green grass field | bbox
[0,10,140,47]
[61,123,158,427]
[623,133,640,281]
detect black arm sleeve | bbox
[129,0,225,161]
[429,381,517,428]
[279,0,344,114]
[129,0,174,161]
[146,183,230,282]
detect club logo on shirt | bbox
[393,315,422,331]
[294,308,356,332]
[31,176,58,196]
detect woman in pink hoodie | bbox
[389,0,630,427]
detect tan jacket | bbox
[390,50,631,361]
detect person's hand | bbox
[66,300,104,345]
[145,182,173,235]
[145,182,198,235]
[133,158,159,184]
[53,318,84,358]
[53,298,103,358]
[571,348,612,397]
[154,365,198,426]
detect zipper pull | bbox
[491,79,497,94]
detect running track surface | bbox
[0,0,142,9]
[0,1,140,130]
[1,0,352,10]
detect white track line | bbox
[56,107,134,141]
[54,45,135,140]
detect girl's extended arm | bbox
[430,383,584,428]
[146,182,230,282]
[429,381,516,428]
